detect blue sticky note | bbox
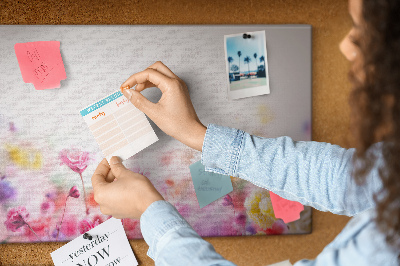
[189,160,233,208]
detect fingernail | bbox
[123,89,133,100]
[120,85,130,93]
[110,156,122,165]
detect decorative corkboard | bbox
[0,0,352,265]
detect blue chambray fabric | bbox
[140,124,399,266]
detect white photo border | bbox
[224,30,270,100]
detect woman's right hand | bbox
[120,61,207,151]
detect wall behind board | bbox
[0,0,352,265]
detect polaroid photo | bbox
[224,30,270,100]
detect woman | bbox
[91,0,400,264]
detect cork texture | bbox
[0,0,352,265]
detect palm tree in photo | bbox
[237,51,242,77]
[244,56,251,78]
[253,53,258,75]
[227,56,234,73]
[260,55,266,72]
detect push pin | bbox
[243,33,252,39]
[83,233,95,240]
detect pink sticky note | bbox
[14,41,66,90]
[270,191,304,223]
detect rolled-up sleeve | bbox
[201,124,382,216]
[140,200,236,265]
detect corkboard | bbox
[0,0,352,265]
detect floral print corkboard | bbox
[0,25,312,243]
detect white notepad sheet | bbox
[80,90,158,162]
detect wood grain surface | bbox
[0,0,352,265]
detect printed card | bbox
[14,41,66,90]
[80,91,158,162]
[51,218,138,266]
[189,160,233,208]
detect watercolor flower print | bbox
[59,149,91,215]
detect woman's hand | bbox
[91,157,164,219]
[120,61,206,151]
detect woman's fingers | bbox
[147,61,177,79]
[135,81,156,92]
[121,68,172,94]
[105,169,116,183]
[91,159,110,189]
[121,88,159,117]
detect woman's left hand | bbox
[91,157,164,219]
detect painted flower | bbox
[60,149,91,215]
[244,190,277,230]
[59,149,91,174]
[235,212,247,227]
[87,191,99,207]
[4,206,41,241]
[222,194,234,207]
[122,218,139,232]
[68,186,80,198]
[265,219,289,235]
[56,186,82,240]
[40,201,55,214]
[9,122,16,132]
[5,144,42,170]
[23,217,50,241]
[0,180,16,203]
[60,216,78,237]
[45,191,57,201]
[78,218,101,234]
[246,224,257,235]
[123,217,142,239]
[4,206,29,232]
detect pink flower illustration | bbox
[59,149,91,174]
[68,186,80,198]
[78,218,100,234]
[56,186,80,240]
[4,206,41,241]
[40,201,55,214]
[222,195,234,207]
[5,206,29,232]
[23,217,50,242]
[59,149,91,215]
[265,219,289,235]
[60,216,78,238]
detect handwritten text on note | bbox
[14,41,66,90]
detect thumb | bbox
[109,156,129,178]
[122,89,155,116]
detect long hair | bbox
[349,0,400,255]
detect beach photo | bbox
[224,30,270,100]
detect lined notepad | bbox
[80,91,158,161]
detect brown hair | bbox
[349,0,400,256]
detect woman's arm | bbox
[91,158,236,265]
[141,201,236,266]
[119,62,382,217]
[202,124,382,216]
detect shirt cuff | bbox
[201,124,245,176]
[140,200,192,260]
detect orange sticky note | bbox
[269,191,304,223]
[14,41,66,90]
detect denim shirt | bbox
[140,124,399,265]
